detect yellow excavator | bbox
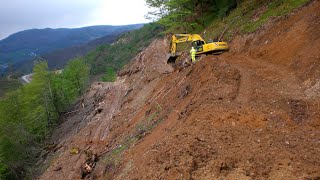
[167,34,229,64]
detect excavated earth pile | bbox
[39,1,320,180]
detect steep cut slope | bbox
[38,1,319,179]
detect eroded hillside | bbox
[38,1,320,179]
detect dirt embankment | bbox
[39,1,320,180]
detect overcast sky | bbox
[0,0,151,40]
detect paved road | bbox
[21,74,33,84]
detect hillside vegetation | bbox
[202,0,310,41]
[0,59,89,179]
[146,0,310,39]
[85,23,164,81]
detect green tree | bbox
[63,58,89,96]
[0,87,37,179]
[19,61,58,139]
[50,58,89,113]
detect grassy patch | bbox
[242,0,310,33]
[135,104,163,139]
[203,0,310,41]
[103,136,138,168]
[103,135,138,179]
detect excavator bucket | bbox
[167,54,178,64]
[167,52,181,65]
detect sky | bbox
[0,0,151,40]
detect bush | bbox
[101,67,116,82]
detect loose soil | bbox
[38,1,320,180]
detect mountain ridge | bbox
[0,24,144,66]
[14,34,120,72]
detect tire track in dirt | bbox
[228,55,305,103]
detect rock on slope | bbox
[39,1,320,179]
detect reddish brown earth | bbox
[38,1,320,180]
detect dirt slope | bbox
[39,1,320,179]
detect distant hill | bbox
[43,34,119,70]
[0,24,143,70]
[14,33,121,72]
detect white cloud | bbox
[0,0,151,40]
[87,0,150,26]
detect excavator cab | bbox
[192,40,205,52]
